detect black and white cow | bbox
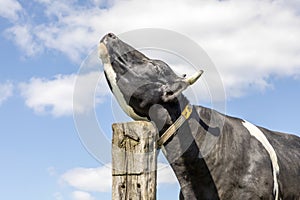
[98,33,300,200]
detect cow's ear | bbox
[161,81,189,102]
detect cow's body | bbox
[98,33,300,199]
[172,104,300,199]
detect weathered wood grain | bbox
[112,121,158,200]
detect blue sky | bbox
[0,0,300,200]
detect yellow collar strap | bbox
[157,104,193,147]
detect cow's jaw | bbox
[98,38,148,121]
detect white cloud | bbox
[4,0,300,98]
[19,74,75,116]
[71,191,95,200]
[5,25,42,57]
[19,72,109,117]
[0,0,22,21]
[0,81,13,105]
[60,163,177,193]
[61,164,112,192]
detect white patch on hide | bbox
[242,120,280,200]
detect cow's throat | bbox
[98,42,146,120]
[103,62,147,121]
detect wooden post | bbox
[112,121,158,200]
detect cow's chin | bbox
[98,43,110,64]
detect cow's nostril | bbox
[107,33,116,39]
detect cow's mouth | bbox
[98,33,148,75]
[98,42,109,64]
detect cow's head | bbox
[98,33,203,131]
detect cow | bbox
[98,33,300,200]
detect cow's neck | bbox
[160,94,190,133]
[156,95,219,199]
